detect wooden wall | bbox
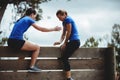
[0,46,116,80]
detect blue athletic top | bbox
[62,16,80,41]
[9,16,35,40]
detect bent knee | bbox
[34,44,40,50]
[21,41,40,51]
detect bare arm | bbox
[32,23,61,32]
[54,23,71,46]
[59,28,66,43]
[58,23,71,50]
[63,23,72,44]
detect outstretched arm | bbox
[32,23,61,32]
[54,23,72,45]
[54,23,71,50]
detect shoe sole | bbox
[28,70,42,72]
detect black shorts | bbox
[7,38,25,50]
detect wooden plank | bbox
[0,70,104,80]
[0,46,32,57]
[104,48,116,80]
[0,47,115,80]
[0,46,108,58]
[0,59,104,70]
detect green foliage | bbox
[82,36,102,48]
[10,0,50,21]
[111,24,120,47]
[108,24,120,72]
[0,37,8,46]
[108,24,120,53]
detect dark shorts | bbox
[7,38,25,50]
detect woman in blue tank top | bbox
[54,10,80,80]
[7,8,61,72]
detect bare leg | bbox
[66,71,71,78]
[21,41,40,67]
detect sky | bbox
[1,0,120,47]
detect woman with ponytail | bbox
[8,8,61,72]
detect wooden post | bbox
[104,47,116,80]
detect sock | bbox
[30,66,34,68]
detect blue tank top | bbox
[9,16,35,40]
[62,16,80,41]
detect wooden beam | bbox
[0,46,105,58]
[0,59,104,70]
[0,70,104,80]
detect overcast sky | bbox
[1,0,120,47]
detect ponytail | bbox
[16,8,36,22]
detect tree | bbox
[8,0,52,21]
[108,24,120,71]
[0,0,52,46]
[0,0,52,25]
[0,37,7,46]
[0,0,9,24]
[82,36,102,48]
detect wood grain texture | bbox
[0,70,104,80]
[0,59,104,70]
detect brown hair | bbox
[25,8,36,16]
[17,8,36,22]
[56,9,67,16]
